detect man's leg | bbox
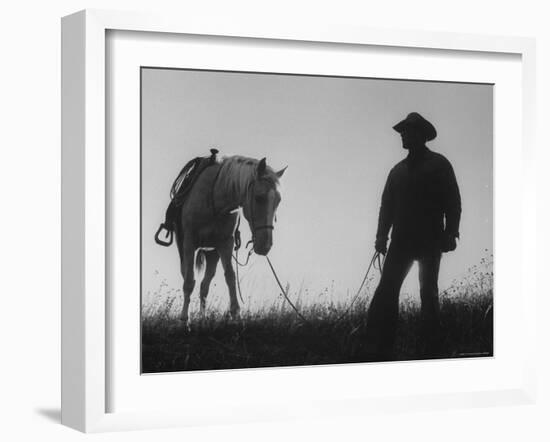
[365,245,413,359]
[418,250,443,357]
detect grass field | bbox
[141,257,493,373]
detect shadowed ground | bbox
[142,262,493,373]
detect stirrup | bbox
[154,223,173,246]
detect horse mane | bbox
[217,155,279,202]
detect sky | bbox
[141,68,493,312]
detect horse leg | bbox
[199,251,219,316]
[218,239,240,319]
[179,238,196,326]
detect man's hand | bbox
[441,234,457,253]
[375,238,388,255]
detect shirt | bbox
[376,147,461,251]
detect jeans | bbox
[365,243,442,359]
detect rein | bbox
[207,157,382,326]
[229,174,383,324]
[245,179,275,241]
[264,251,384,328]
[209,160,276,304]
[265,255,311,325]
[332,251,384,325]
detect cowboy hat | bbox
[393,112,437,141]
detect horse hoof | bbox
[223,310,240,323]
[178,318,191,332]
[230,311,241,322]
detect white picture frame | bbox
[61,9,537,433]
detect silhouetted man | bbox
[365,112,461,360]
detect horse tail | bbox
[195,249,206,272]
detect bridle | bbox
[244,179,275,241]
[210,172,276,306]
[210,168,275,243]
[206,159,383,327]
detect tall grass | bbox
[142,256,493,373]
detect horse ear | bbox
[257,157,267,176]
[275,166,288,179]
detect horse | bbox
[164,155,286,326]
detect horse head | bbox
[243,158,287,256]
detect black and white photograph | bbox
[5,0,549,438]
[141,67,493,373]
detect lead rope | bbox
[234,248,244,304]
[333,250,383,326]
[264,251,384,327]
[208,151,249,304]
[265,255,311,326]
[231,213,254,304]
[233,246,253,305]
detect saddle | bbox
[154,148,219,246]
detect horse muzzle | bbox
[252,226,273,256]
[254,243,272,256]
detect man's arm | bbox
[443,160,461,239]
[375,170,394,252]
